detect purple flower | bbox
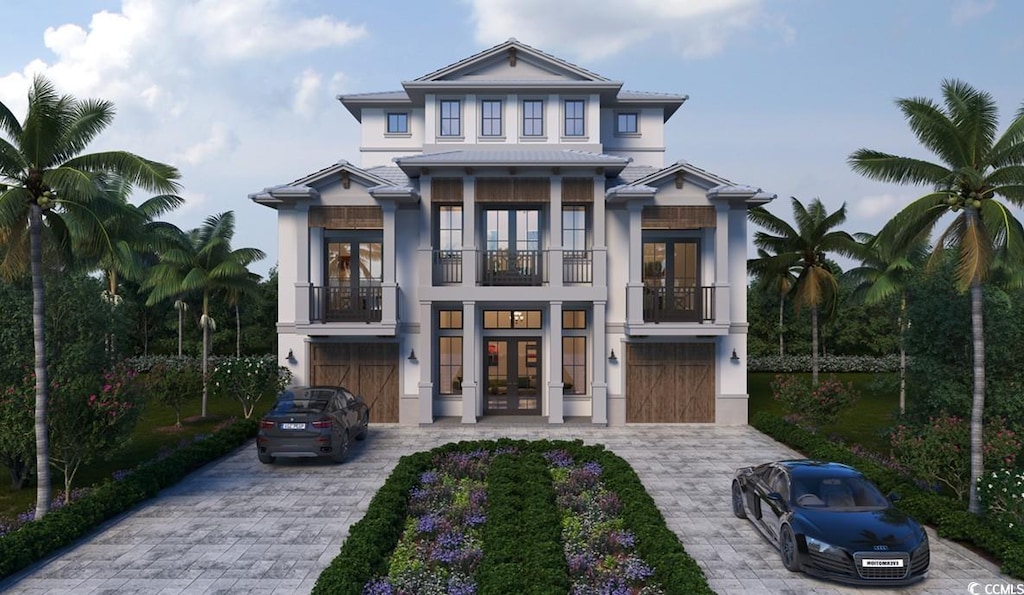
[622,556,654,581]
[420,470,440,484]
[544,449,575,468]
[417,513,441,534]
[362,577,394,595]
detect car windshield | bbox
[792,476,889,510]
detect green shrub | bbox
[977,469,1024,540]
[770,373,859,428]
[137,356,202,427]
[211,355,291,419]
[749,354,900,373]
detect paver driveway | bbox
[0,423,1017,594]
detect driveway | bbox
[0,423,1017,594]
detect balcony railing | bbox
[310,285,382,323]
[433,250,462,284]
[481,250,543,286]
[643,285,715,323]
[563,250,593,284]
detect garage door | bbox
[626,343,714,423]
[310,342,399,423]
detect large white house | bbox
[251,38,773,426]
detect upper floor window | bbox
[523,100,544,137]
[616,112,639,135]
[562,206,587,251]
[438,205,463,252]
[387,112,408,134]
[481,100,502,137]
[563,100,585,136]
[440,100,461,137]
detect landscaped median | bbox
[0,418,258,581]
[312,439,714,595]
[751,411,1024,579]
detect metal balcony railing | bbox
[643,285,715,323]
[310,285,383,323]
[480,250,543,286]
[432,250,463,284]
[562,249,593,284]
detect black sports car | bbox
[732,460,929,586]
[256,385,369,464]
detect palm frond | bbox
[62,151,181,194]
[941,79,998,166]
[848,149,952,186]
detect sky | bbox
[1,0,1022,279]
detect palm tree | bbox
[749,197,858,385]
[849,79,1024,515]
[845,233,928,414]
[143,211,265,417]
[0,76,180,518]
[747,248,799,357]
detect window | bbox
[439,309,463,395]
[522,100,544,136]
[438,205,463,252]
[481,100,502,137]
[562,206,587,251]
[616,112,639,134]
[562,310,586,329]
[563,100,585,136]
[387,112,408,134]
[322,232,383,321]
[440,100,461,136]
[483,310,542,329]
[562,310,587,395]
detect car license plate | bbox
[862,559,903,568]
[280,422,306,430]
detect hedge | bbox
[751,411,1024,578]
[0,419,258,580]
[748,354,902,373]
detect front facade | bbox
[251,39,773,426]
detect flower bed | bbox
[312,439,712,595]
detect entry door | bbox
[484,338,541,414]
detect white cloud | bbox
[466,0,784,61]
[173,122,238,166]
[850,193,915,220]
[292,68,323,118]
[951,0,996,25]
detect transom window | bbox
[387,112,408,134]
[483,310,542,329]
[563,100,585,136]
[563,310,586,329]
[523,100,544,136]
[440,100,461,136]
[481,99,502,137]
[616,112,639,134]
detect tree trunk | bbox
[968,277,985,515]
[899,292,907,415]
[236,304,241,357]
[811,305,819,386]
[177,301,184,357]
[201,293,209,419]
[29,203,51,519]
[778,295,785,357]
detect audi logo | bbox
[873,545,889,551]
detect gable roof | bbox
[249,161,402,208]
[414,38,610,83]
[629,160,734,190]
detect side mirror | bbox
[766,491,790,511]
[887,492,901,503]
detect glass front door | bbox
[484,338,541,414]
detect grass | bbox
[0,395,272,520]
[748,372,902,453]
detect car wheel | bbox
[780,525,802,572]
[731,481,747,519]
[258,450,275,465]
[331,429,350,463]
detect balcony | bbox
[480,250,544,286]
[643,286,715,323]
[562,250,593,284]
[310,285,383,323]
[433,250,462,285]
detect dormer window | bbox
[440,100,461,137]
[563,100,585,137]
[481,99,502,137]
[387,112,409,134]
[523,99,544,137]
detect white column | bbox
[625,202,644,324]
[417,300,434,424]
[547,301,564,423]
[382,201,398,326]
[714,204,731,326]
[462,301,478,423]
[550,175,563,287]
[592,301,608,425]
[592,173,607,287]
[463,176,477,286]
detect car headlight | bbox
[805,535,844,556]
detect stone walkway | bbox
[0,423,1018,594]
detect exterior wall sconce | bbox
[730,348,740,363]
[608,349,618,363]
[408,349,417,362]
[285,349,296,364]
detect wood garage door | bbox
[626,343,714,423]
[310,342,399,423]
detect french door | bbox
[483,338,541,414]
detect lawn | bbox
[748,372,902,453]
[0,395,271,521]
